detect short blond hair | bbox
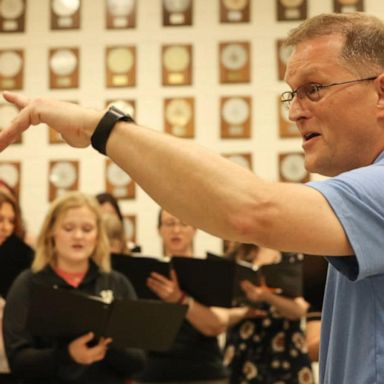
[33,192,111,272]
[284,13,384,75]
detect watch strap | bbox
[91,106,134,155]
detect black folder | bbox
[27,283,187,351]
[111,254,260,307]
[0,234,33,297]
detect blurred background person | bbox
[133,208,229,384]
[102,212,130,255]
[0,191,33,384]
[3,192,145,384]
[221,243,314,384]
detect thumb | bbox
[2,91,30,109]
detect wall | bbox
[1,0,383,257]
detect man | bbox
[1,12,384,384]
[134,209,229,383]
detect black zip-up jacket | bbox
[3,261,146,384]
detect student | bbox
[2,12,384,383]
[221,243,313,384]
[3,192,145,384]
[0,191,33,384]
[134,209,229,384]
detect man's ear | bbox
[376,73,384,109]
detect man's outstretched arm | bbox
[0,92,352,256]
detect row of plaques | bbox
[0,42,252,89]
[0,152,310,208]
[0,96,298,142]
[0,0,365,33]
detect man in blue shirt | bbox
[1,12,384,384]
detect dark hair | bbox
[0,191,24,240]
[225,242,259,263]
[95,192,124,223]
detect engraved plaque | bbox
[276,39,293,81]
[106,46,136,87]
[219,42,250,84]
[278,96,300,138]
[106,0,136,29]
[333,0,364,13]
[163,0,192,26]
[49,48,79,89]
[220,96,251,138]
[0,104,22,144]
[279,152,309,183]
[164,97,194,138]
[123,214,137,244]
[222,152,253,171]
[105,159,135,199]
[162,44,192,86]
[0,49,23,90]
[0,0,26,32]
[277,0,306,21]
[51,0,81,30]
[220,0,250,23]
[49,160,79,201]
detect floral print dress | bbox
[223,255,314,384]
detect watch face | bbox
[0,51,22,77]
[222,0,248,11]
[163,46,190,72]
[280,154,307,181]
[50,161,77,188]
[165,98,192,126]
[107,100,135,116]
[163,0,190,12]
[107,0,135,16]
[52,0,80,16]
[50,49,77,76]
[0,0,24,19]
[0,163,19,187]
[107,162,131,187]
[107,47,134,73]
[222,97,249,125]
[221,43,248,70]
[280,0,303,7]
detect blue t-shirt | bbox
[307,151,384,384]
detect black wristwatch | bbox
[91,106,135,155]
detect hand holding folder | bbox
[27,283,187,351]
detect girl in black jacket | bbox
[3,192,145,384]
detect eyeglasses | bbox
[160,221,191,229]
[280,76,377,108]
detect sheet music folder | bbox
[27,283,187,351]
[111,254,260,307]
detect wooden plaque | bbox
[0,104,22,144]
[162,0,192,26]
[333,0,364,13]
[220,0,250,23]
[278,96,300,138]
[0,0,26,32]
[105,159,135,199]
[0,49,23,90]
[277,0,306,21]
[106,46,136,87]
[0,161,21,200]
[50,0,81,30]
[123,214,137,244]
[276,39,293,81]
[49,48,79,89]
[164,97,194,138]
[106,0,136,29]
[219,42,250,84]
[162,44,192,86]
[279,152,309,183]
[49,160,79,201]
[220,96,251,139]
[222,152,253,171]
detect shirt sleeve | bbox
[307,162,384,281]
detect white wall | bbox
[1,0,384,257]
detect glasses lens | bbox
[303,84,321,101]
